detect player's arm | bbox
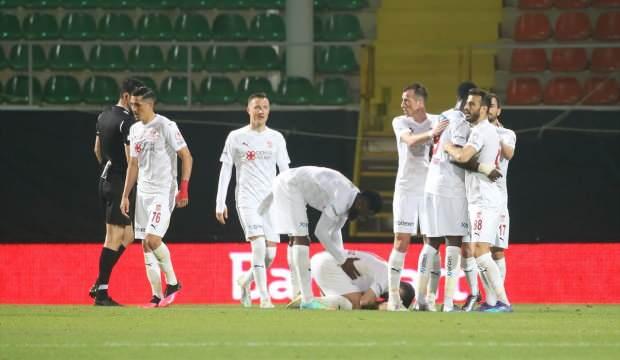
[120,156,138,218]
[444,141,478,163]
[399,119,449,147]
[94,135,102,165]
[359,288,379,310]
[501,141,515,161]
[454,157,503,182]
[124,144,130,165]
[315,213,360,280]
[215,162,233,224]
[176,146,193,208]
[276,134,291,173]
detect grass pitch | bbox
[1,305,618,360]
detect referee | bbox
[91,78,143,306]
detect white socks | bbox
[152,243,177,286]
[293,245,312,303]
[144,251,163,299]
[251,238,269,301]
[415,244,437,306]
[287,245,300,297]
[476,252,509,306]
[427,251,441,305]
[443,246,461,308]
[495,257,506,282]
[239,243,278,288]
[463,256,479,296]
[319,295,353,310]
[387,249,406,305]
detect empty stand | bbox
[543,77,583,104]
[506,77,543,104]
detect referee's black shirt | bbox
[96,105,134,175]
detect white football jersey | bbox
[424,108,470,198]
[464,119,502,208]
[129,114,187,194]
[220,126,290,208]
[392,114,433,194]
[345,250,388,296]
[496,127,516,205]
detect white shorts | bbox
[311,252,359,296]
[134,190,175,239]
[421,193,469,237]
[494,207,510,249]
[237,205,279,242]
[269,177,309,236]
[465,205,501,244]
[393,190,424,235]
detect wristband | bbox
[177,180,189,201]
[477,163,495,176]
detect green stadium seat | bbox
[24,0,61,8]
[89,45,126,71]
[98,13,135,40]
[205,46,242,72]
[315,78,351,105]
[243,46,282,71]
[61,13,97,40]
[133,76,157,92]
[44,75,82,104]
[323,14,363,41]
[167,45,204,72]
[62,0,98,9]
[316,46,359,73]
[237,76,274,103]
[9,44,47,70]
[0,0,21,8]
[49,44,87,70]
[276,77,315,105]
[178,0,216,9]
[0,14,21,40]
[0,46,6,69]
[249,13,285,41]
[84,76,119,104]
[314,0,327,10]
[4,75,43,104]
[99,0,134,9]
[159,76,198,105]
[325,0,368,10]
[200,76,237,104]
[252,0,285,9]
[128,45,165,71]
[212,14,248,41]
[174,13,210,41]
[314,16,323,41]
[137,0,175,9]
[214,0,251,9]
[137,14,173,41]
[23,13,59,40]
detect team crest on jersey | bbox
[135,143,143,153]
[246,151,256,160]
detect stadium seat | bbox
[4,75,42,104]
[214,0,251,9]
[553,0,591,8]
[316,46,359,73]
[323,14,363,41]
[49,44,87,70]
[549,48,588,72]
[0,46,6,69]
[314,16,324,40]
[591,47,620,71]
[61,13,97,40]
[554,12,592,41]
[83,76,119,104]
[98,13,135,40]
[0,0,21,8]
[243,46,282,71]
[200,76,237,104]
[44,75,82,104]
[99,0,134,9]
[327,0,368,10]
[24,0,60,8]
[137,0,175,9]
[62,0,98,9]
[315,78,351,105]
[9,44,47,70]
[205,46,242,72]
[212,14,248,41]
[276,77,315,105]
[543,77,583,104]
[23,13,59,40]
[514,13,551,41]
[249,13,285,41]
[510,48,547,72]
[238,76,274,103]
[594,11,620,40]
[175,14,210,41]
[518,0,552,9]
[128,45,166,71]
[159,77,198,105]
[583,77,619,104]
[0,13,21,40]
[167,45,204,72]
[593,0,620,7]
[178,0,217,9]
[137,14,173,41]
[252,0,285,9]
[314,0,327,10]
[89,45,126,71]
[506,77,543,105]
[133,76,157,92]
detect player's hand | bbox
[216,207,228,224]
[487,169,503,182]
[341,257,361,280]
[176,180,189,208]
[176,197,189,208]
[120,196,130,218]
[431,119,449,137]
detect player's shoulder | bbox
[391,115,408,125]
[266,127,285,139]
[498,126,516,138]
[227,126,249,139]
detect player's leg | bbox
[442,236,462,312]
[310,252,358,310]
[248,235,272,308]
[427,239,441,310]
[492,247,506,282]
[493,209,510,281]
[387,190,413,311]
[286,237,300,298]
[461,237,481,311]
[415,237,440,310]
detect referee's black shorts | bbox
[99,172,134,226]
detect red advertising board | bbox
[0,243,618,304]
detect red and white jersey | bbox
[497,127,517,206]
[424,108,470,198]
[129,114,187,194]
[392,114,434,195]
[465,119,502,208]
[220,126,290,208]
[345,250,388,296]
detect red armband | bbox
[177,180,189,201]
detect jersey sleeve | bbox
[276,133,291,169]
[128,125,138,158]
[392,117,410,142]
[164,121,187,152]
[465,127,484,152]
[219,133,234,164]
[501,129,516,149]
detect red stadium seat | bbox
[543,77,583,104]
[553,0,591,8]
[511,48,547,72]
[554,12,592,41]
[583,77,619,104]
[594,12,620,40]
[518,0,553,9]
[591,47,620,72]
[593,0,620,7]
[514,13,552,41]
[506,77,543,105]
[549,48,588,72]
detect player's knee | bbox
[292,236,310,246]
[461,243,475,258]
[491,247,504,260]
[445,236,462,247]
[393,233,411,252]
[251,237,267,266]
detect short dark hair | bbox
[132,86,157,102]
[399,281,415,309]
[120,78,143,97]
[457,81,477,101]
[488,92,501,108]
[468,88,491,108]
[360,190,383,214]
[247,92,269,105]
[402,83,428,102]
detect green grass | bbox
[1,305,619,360]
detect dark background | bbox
[0,109,618,243]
